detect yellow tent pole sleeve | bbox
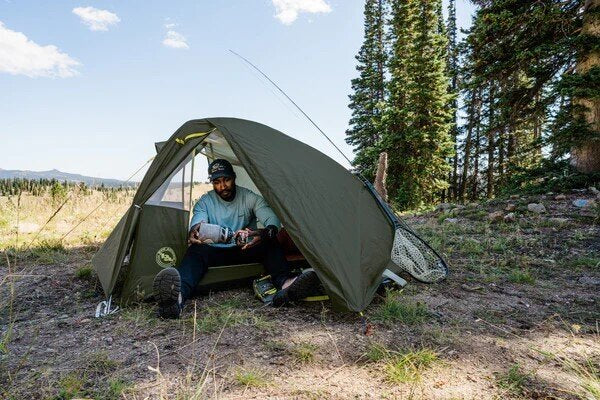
[302,295,330,302]
[175,128,216,145]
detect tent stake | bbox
[95,295,119,318]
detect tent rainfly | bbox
[92,118,448,312]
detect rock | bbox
[437,203,453,211]
[444,218,458,224]
[504,213,516,223]
[555,194,566,201]
[590,187,599,195]
[546,192,554,196]
[548,217,569,225]
[510,194,520,200]
[468,202,479,208]
[527,203,546,213]
[505,203,516,212]
[578,276,600,286]
[573,199,596,208]
[488,211,504,222]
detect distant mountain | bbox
[0,168,136,187]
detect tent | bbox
[92,118,448,312]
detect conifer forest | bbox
[346,0,600,210]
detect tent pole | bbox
[189,148,196,211]
[181,161,186,209]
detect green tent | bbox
[92,118,447,312]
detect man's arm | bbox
[190,196,209,230]
[253,195,280,230]
[188,196,209,244]
[252,194,281,245]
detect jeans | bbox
[177,240,292,302]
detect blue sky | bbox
[1,0,476,181]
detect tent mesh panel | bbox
[391,227,447,283]
[356,174,448,283]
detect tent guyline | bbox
[21,156,154,253]
[92,118,449,314]
[229,50,354,166]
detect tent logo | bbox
[155,247,177,269]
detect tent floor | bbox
[194,258,309,294]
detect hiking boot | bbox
[272,270,320,307]
[153,267,183,319]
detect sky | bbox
[1,0,476,181]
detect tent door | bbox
[121,205,189,301]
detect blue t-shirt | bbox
[189,186,280,247]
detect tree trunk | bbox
[472,107,482,201]
[571,0,600,173]
[459,91,479,202]
[486,86,496,199]
[374,152,388,202]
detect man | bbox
[153,158,319,318]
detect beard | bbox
[217,184,236,201]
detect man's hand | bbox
[234,228,261,250]
[187,223,205,245]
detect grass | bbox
[1,238,69,266]
[366,343,439,384]
[495,363,530,396]
[192,295,272,334]
[459,238,485,255]
[508,268,536,284]
[52,352,126,399]
[291,342,318,364]
[264,340,287,352]
[537,349,600,400]
[437,211,456,224]
[55,374,129,400]
[372,290,430,325]
[120,305,157,327]
[565,255,600,271]
[565,357,600,400]
[84,351,120,374]
[233,367,269,388]
[75,266,94,280]
[366,342,390,362]
[473,309,507,325]
[384,349,438,383]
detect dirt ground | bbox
[1,190,599,399]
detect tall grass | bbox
[365,342,439,384]
[372,290,430,325]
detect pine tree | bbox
[385,0,453,209]
[346,0,388,180]
[446,0,459,200]
[383,0,417,207]
[568,0,600,172]
[454,0,592,196]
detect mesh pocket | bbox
[391,228,448,283]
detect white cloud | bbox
[162,30,189,49]
[272,0,331,25]
[72,6,120,31]
[0,21,80,78]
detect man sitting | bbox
[153,159,319,318]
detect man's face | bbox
[212,176,235,201]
